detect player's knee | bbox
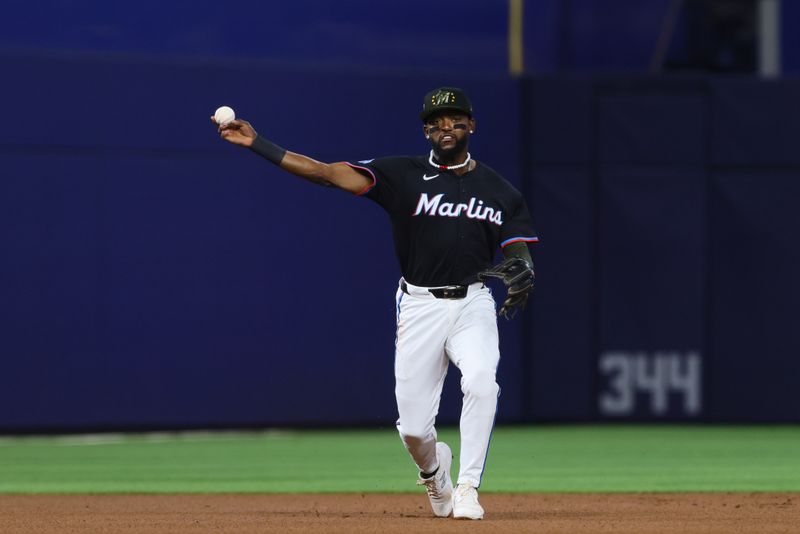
[460,371,499,399]
[397,421,434,444]
[400,427,435,449]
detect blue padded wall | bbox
[3,53,800,430]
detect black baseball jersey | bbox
[347,155,538,287]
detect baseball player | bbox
[213,87,537,520]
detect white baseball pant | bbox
[394,278,500,487]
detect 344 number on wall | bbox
[598,352,702,417]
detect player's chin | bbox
[432,139,465,157]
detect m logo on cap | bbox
[420,86,472,121]
[431,90,456,106]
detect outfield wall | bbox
[1,54,798,431]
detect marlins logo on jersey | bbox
[413,193,503,226]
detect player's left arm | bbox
[481,196,538,319]
[499,196,537,286]
[502,241,533,265]
[498,192,538,264]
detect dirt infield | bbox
[1,493,797,534]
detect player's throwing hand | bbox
[210,117,257,147]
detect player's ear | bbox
[423,124,430,139]
[468,117,476,134]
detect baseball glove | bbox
[478,257,535,320]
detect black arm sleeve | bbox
[502,241,533,266]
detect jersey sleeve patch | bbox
[500,236,540,248]
[345,162,377,196]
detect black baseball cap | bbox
[420,87,473,121]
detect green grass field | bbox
[1,426,798,494]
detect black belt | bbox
[401,280,469,299]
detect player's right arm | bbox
[213,118,371,195]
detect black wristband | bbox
[249,135,287,165]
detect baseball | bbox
[214,105,236,126]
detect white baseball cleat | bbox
[416,442,454,517]
[452,483,484,520]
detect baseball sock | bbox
[420,466,438,479]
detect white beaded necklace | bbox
[428,150,471,171]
